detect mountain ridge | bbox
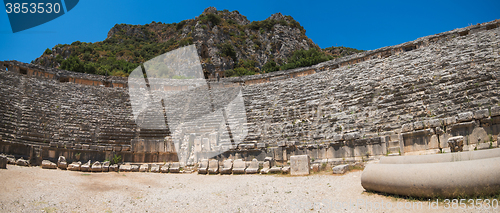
[34,7,363,78]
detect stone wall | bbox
[0,20,499,165]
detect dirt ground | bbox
[0,165,496,212]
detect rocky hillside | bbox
[34,7,363,78]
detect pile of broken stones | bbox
[0,154,358,175]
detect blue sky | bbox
[0,0,499,63]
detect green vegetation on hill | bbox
[35,8,363,78]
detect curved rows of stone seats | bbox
[0,20,499,165]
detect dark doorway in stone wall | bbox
[403,45,416,52]
[59,76,69,83]
[20,68,27,75]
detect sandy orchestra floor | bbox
[0,165,496,212]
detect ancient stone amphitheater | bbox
[0,20,499,175]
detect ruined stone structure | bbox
[0,20,499,166]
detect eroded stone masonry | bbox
[0,20,499,168]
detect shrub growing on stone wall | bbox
[280,48,333,70]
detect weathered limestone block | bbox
[208,159,219,174]
[332,134,343,142]
[160,162,170,173]
[16,158,29,166]
[260,161,270,174]
[102,161,110,172]
[68,161,81,171]
[119,163,132,172]
[448,136,464,152]
[169,162,180,173]
[6,157,15,164]
[57,156,67,170]
[282,166,290,174]
[0,155,7,169]
[343,132,361,141]
[41,160,57,169]
[150,164,160,173]
[232,159,246,174]
[198,159,208,174]
[257,143,267,148]
[139,164,149,172]
[290,155,310,176]
[332,164,349,174]
[429,135,440,149]
[91,161,102,172]
[424,119,442,128]
[474,109,490,120]
[413,121,424,130]
[245,159,259,174]
[220,159,233,174]
[109,164,118,172]
[443,116,457,126]
[469,127,488,144]
[457,112,473,122]
[269,166,282,174]
[491,106,500,117]
[312,164,321,172]
[131,165,139,172]
[401,123,414,133]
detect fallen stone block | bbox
[448,136,464,152]
[245,159,259,174]
[269,166,282,174]
[41,160,57,169]
[232,159,247,174]
[139,164,149,172]
[0,155,7,169]
[220,159,233,174]
[260,161,270,174]
[109,164,119,172]
[208,159,219,174]
[68,161,81,171]
[198,159,208,175]
[91,161,102,172]
[119,163,132,172]
[131,165,139,172]
[7,157,15,164]
[81,160,91,172]
[169,162,180,173]
[160,162,170,173]
[290,155,310,176]
[150,164,160,173]
[102,161,110,172]
[16,158,29,166]
[361,157,500,198]
[312,164,321,172]
[282,166,290,174]
[57,156,67,170]
[332,164,349,174]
